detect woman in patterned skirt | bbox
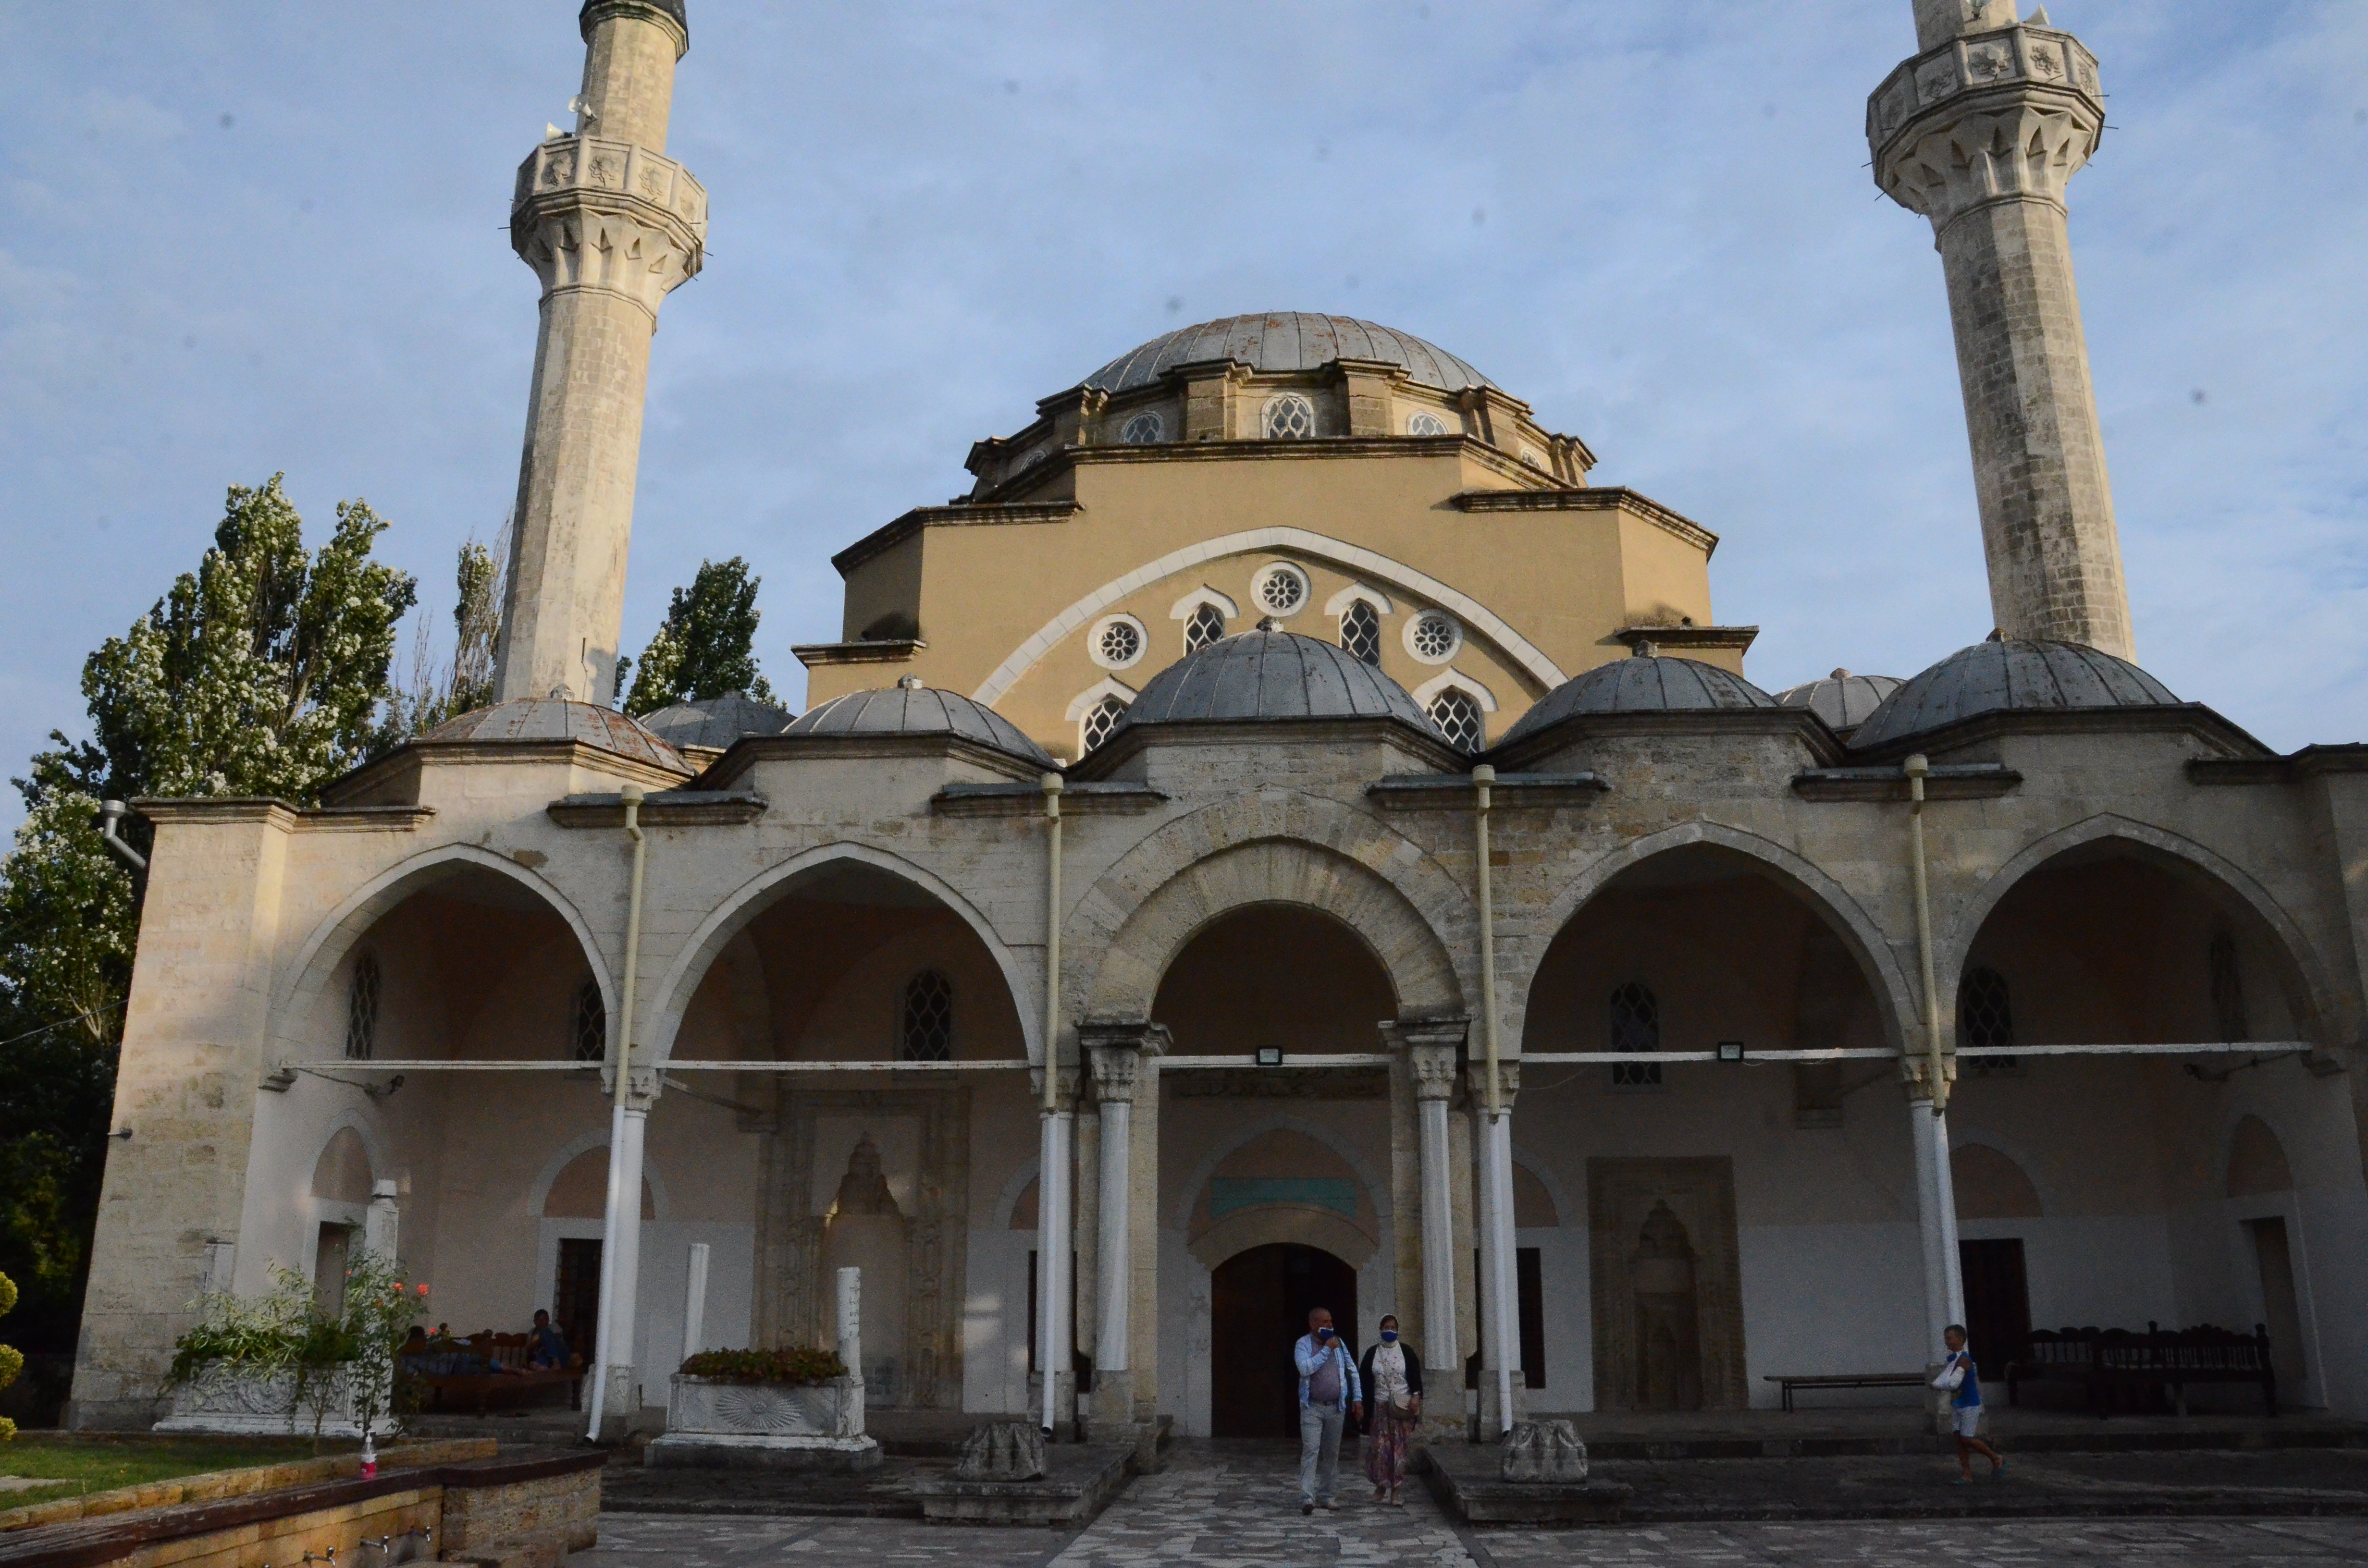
[1358,1314,1423,1505]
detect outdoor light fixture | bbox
[1255,1047,1284,1066]
[1716,1041,1746,1063]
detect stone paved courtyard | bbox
[573,1442,2368,1567]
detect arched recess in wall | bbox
[267,845,615,1066]
[311,1125,376,1205]
[1070,791,1473,1028]
[2226,1114,2296,1199]
[1945,819,2330,1050]
[1172,1119,1390,1273]
[641,842,1039,1068]
[971,525,1568,706]
[1517,822,1913,1064]
[528,1129,669,1221]
[1952,1143,2044,1219]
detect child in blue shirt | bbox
[1936,1323,2005,1482]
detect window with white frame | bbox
[1520,445,1550,473]
[1252,562,1309,617]
[1089,614,1147,670]
[572,980,605,1063]
[1406,609,1463,663]
[344,953,381,1061]
[1407,410,1450,437]
[902,969,955,1061]
[1428,689,1484,752]
[1081,694,1128,752]
[1608,980,1663,1088]
[1120,410,1165,445]
[1261,392,1315,440]
[1339,600,1381,664]
[1184,602,1228,653]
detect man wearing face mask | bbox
[1293,1306,1363,1515]
[1357,1314,1422,1505]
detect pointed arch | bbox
[641,841,1041,1066]
[526,1127,673,1222]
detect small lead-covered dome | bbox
[1115,625,1432,734]
[1850,639,2180,750]
[1501,651,1776,745]
[1085,313,1497,396]
[788,679,1056,768]
[420,698,690,772]
[1773,669,1905,735]
[639,690,791,751]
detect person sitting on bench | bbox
[524,1310,571,1371]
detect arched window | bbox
[1081,694,1128,753]
[902,970,955,1061]
[573,980,606,1063]
[1958,965,2015,1075]
[2209,930,2249,1041]
[1608,981,1662,1088]
[344,953,381,1061]
[1407,411,1449,438]
[1120,410,1165,445]
[1184,602,1228,653]
[1428,690,1484,753]
[1339,600,1381,664]
[1261,392,1315,440]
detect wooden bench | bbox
[2006,1323,2277,1418]
[405,1333,584,1415]
[1763,1372,1928,1412]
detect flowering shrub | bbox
[167,1251,426,1440]
[678,1347,846,1385]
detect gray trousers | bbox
[1298,1404,1344,1504]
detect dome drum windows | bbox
[1088,613,1147,670]
[1251,562,1310,618]
[1184,603,1228,653]
[1260,392,1316,440]
[1406,410,1451,438]
[1405,609,1464,664]
[1081,694,1129,752]
[1339,601,1381,664]
[1427,690,1484,752]
[1119,410,1166,445]
[901,969,955,1061]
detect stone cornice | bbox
[696,732,1047,791]
[132,798,438,833]
[967,433,1555,507]
[790,637,927,669]
[1366,772,1610,810]
[831,502,1082,577]
[1484,708,1840,774]
[931,780,1169,818]
[1453,485,1720,560]
[1612,625,1759,655]
[1068,713,1464,778]
[547,790,767,828]
[2189,744,2368,788]
[1843,703,2275,766]
[1790,762,2022,803]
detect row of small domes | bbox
[424,627,2182,771]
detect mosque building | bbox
[66,0,2368,1441]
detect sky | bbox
[1,1,2363,832]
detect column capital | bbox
[1408,1044,1462,1103]
[1869,24,2104,233]
[598,1063,661,1110]
[1080,1021,1169,1105]
[1900,1052,1957,1108]
[1030,1064,1084,1111]
[1464,1059,1519,1108]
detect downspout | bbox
[1903,755,1949,1115]
[98,800,148,875]
[1037,771,1069,1437]
[1472,763,1514,1435]
[586,784,648,1442]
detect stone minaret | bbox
[1870,0,2134,660]
[494,0,706,705]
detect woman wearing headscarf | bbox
[1357,1313,1423,1505]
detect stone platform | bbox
[1418,1442,1633,1524]
[914,1443,1135,1526]
[1549,1405,2368,1460]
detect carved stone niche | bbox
[752,1087,970,1409]
[1587,1157,1747,1411]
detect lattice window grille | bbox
[1095,618,1144,667]
[1254,565,1308,615]
[1120,410,1165,445]
[902,970,955,1062]
[1184,603,1228,653]
[1958,965,2018,1076]
[1262,393,1315,440]
[1339,601,1381,664]
[1409,611,1461,662]
[1082,695,1128,752]
[2209,931,2249,1042]
[1407,411,1450,437]
[1428,691,1483,752]
[344,953,381,1061]
[573,980,606,1063]
[1608,980,1663,1088]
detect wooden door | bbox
[1958,1237,2031,1380]
[2248,1218,2307,1396]
[555,1237,603,1365]
[1209,1244,1357,1437]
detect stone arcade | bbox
[66,0,2368,1447]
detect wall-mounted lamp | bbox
[1255,1047,1284,1067]
[108,1127,134,1141]
[1716,1041,1746,1064]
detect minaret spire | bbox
[1870,1,2135,660]
[494,0,706,706]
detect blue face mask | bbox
[1380,1330,1398,1344]
[1315,1325,1333,1339]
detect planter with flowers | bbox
[158,1253,426,1444]
[646,1347,880,1471]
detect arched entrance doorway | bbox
[1210,1243,1358,1438]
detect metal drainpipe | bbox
[1038,770,1066,1436]
[98,800,148,874]
[1472,763,1514,1435]
[586,784,648,1442]
[1903,755,1949,1116]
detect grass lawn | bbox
[0,1434,355,1511]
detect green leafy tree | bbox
[0,474,415,1362]
[0,1269,21,1440]
[382,537,504,743]
[621,556,776,715]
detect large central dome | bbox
[1085,313,1498,396]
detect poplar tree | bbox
[621,556,776,715]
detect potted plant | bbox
[158,1251,426,1444]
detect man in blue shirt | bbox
[1294,1307,1364,1514]
[1936,1323,2005,1482]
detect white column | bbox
[1410,1044,1461,1381]
[680,1242,710,1364]
[362,1180,401,1263]
[1909,1088,1965,1355]
[588,1097,650,1437]
[836,1265,865,1434]
[1094,1059,1135,1384]
[1037,1101,1075,1435]
[1480,1103,1520,1432]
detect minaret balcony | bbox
[1869,25,2105,227]
[511,135,707,313]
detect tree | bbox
[382,536,504,743]
[621,556,775,715]
[0,474,416,1358]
